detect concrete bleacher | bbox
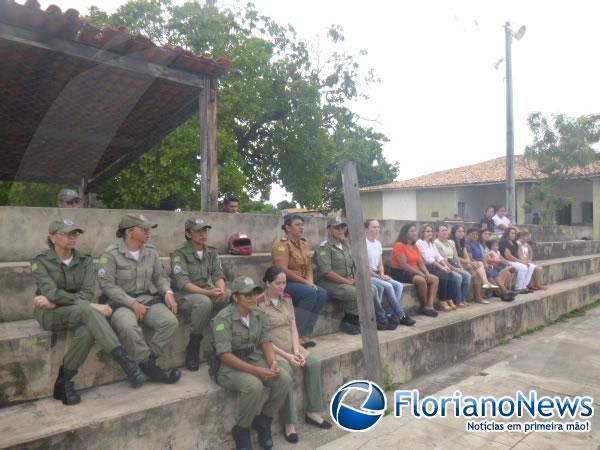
[0,207,598,449]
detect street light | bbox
[504,22,526,221]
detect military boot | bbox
[251,414,274,450]
[185,333,203,371]
[140,354,181,384]
[111,346,147,387]
[231,425,253,450]
[53,366,80,405]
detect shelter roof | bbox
[0,0,231,188]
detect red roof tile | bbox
[361,156,600,192]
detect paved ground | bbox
[273,305,600,449]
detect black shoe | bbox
[399,315,416,326]
[140,355,181,384]
[111,346,147,387]
[377,320,397,331]
[231,425,253,450]
[501,293,516,302]
[185,333,203,371]
[305,414,333,429]
[251,414,273,450]
[420,307,438,317]
[53,366,80,405]
[340,319,361,335]
[283,428,299,444]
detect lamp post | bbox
[504,22,526,220]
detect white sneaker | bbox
[483,283,499,289]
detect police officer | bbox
[170,218,230,371]
[57,188,81,208]
[315,218,371,335]
[31,219,146,405]
[212,276,293,450]
[98,214,181,384]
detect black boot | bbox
[340,314,361,335]
[140,354,181,384]
[231,425,253,450]
[185,334,202,371]
[111,346,147,387]
[251,414,273,450]
[53,366,80,405]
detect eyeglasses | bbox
[66,199,80,205]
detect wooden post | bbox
[341,161,384,385]
[200,77,219,212]
[79,177,88,208]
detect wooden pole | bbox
[341,161,384,385]
[200,77,219,211]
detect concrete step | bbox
[2,243,600,322]
[1,272,599,449]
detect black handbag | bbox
[447,258,461,269]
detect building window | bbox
[457,201,466,219]
[582,202,593,224]
[431,211,439,218]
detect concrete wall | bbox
[0,207,592,262]
[416,188,457,221]
[382,189,417,220]
[359,191,383,219]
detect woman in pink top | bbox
[389,223,439,317]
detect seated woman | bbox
[452,225,496,304]
[31,219,146,405]
[257,267,332,444]
[499,228,535,294]
[212,276,293,450]
[434,224,471,308]
[272,214,327,347]
[483,236,516,299]
[517,231,548,290]
[389,223,439,317]
[365,219,415,326]
[416,224,457,312]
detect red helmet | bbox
[228,232,252,255]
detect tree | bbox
[523,112,600,224]
[276,200,297,210]
[84,0,397,210]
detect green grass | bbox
[499,299,600,346]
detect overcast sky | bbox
[44,0,600,200]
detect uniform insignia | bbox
[139,214,148,221]
[31,263,38,272]
[98,268,106,278]
[244,277,253,285]
[215,323,225,331]
[277,246,286,252]
[172,265,182,274]
[173,255,182,263]
[100,256,109,265]
[63,219,74,226]
[320,250,328,256]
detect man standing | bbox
[223,195,240,213]
[170,218,230,371]
[57,189,81,208]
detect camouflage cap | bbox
[327,217,348,228]
[185,217,212,231]
[118,214,158,230]
[57,188,80,202]
[48,218,84,234]
[230,276,263,295]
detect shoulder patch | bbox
[215,323,225,332]
[319,249,328,256]
[31,262,38,272]
[98,267,106,278]
[277,245,286,252]
[173,255,182,263]
[172,265,182,274]
[100,256,109,265]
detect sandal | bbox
[437,301,452,312]
[474,298,490,304]
[447,300,457,310]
